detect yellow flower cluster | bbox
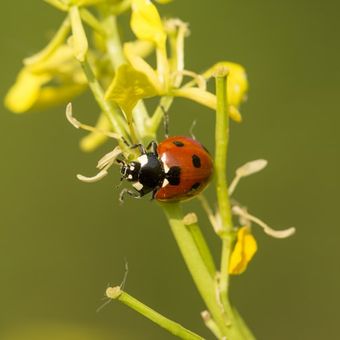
[5,0,249,132]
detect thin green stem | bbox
[102,12,150,138]
[103,14,125,69]
[107,287,203,340]
[185,219,216,278]
[198,194,220,234]
[214,70,234,307]
[233,308,256,340]
[80,8,106,36]
[215,71,232,232]
[201,311,223,339]
[80,59,128,148]
[213,70,249,340]
[161,202,229,336]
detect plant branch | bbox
[161,202,229,336]
[183,213,216,278]
[106,286,204,340]
[102,12,150,139]
[214,69,235,308]
[80,59,128,148]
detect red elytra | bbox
[155,136,214,201]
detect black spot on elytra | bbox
[192,154,201,168]
[191,182,201,190]
[173,140,184,147]
[166,166,181,185]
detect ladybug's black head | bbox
[120,161,141,182]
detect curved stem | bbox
[80,59,128,149]
[108,287,204,340]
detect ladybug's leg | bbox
[146,140,158,156]
[150,187,159,201]
[119,188,141,203]
[116,158,126,166]
[130,143,146,154]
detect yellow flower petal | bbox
[130,0,166,48]
[69,6,88,62]
[23,17,71,67]
[124,42,163,92]
[128,40,155,59]
[32,84,87,111]
[4,70,51,113]
[229,226,257,275]
[70,0,106,5]
[203,61,248,108]
[171,88,242,122]
[105,63,160,114]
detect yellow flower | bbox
[4,45,87,113]
[201,61,248,122]
[229,226,257,275]
[105,63,161,114]
[130,0,166,49]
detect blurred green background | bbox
[1,0,339,339]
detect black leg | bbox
[116,158,126,166]
[146,140,158,156]
[119,188,141,204]
[130,143,146,154]
[121,136,131,147]
[150,188,159,201]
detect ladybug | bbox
[118,136,213,202]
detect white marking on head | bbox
[138,154,148,167]
[132,182,143,191]
[129,165,135,171]
[128,174,133,180]
[162,178,169,188]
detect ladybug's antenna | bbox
[161,105,170,139]
[189,120,197,140]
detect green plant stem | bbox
[201,311,223,339]
[214,70,234,309]
[110,288,204,340]
[185,220,216,278]
[161,202,229,336]
[103,13,150,138]
[80,8,107,36]
[80,59,128,149]
[233,308,256,340]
